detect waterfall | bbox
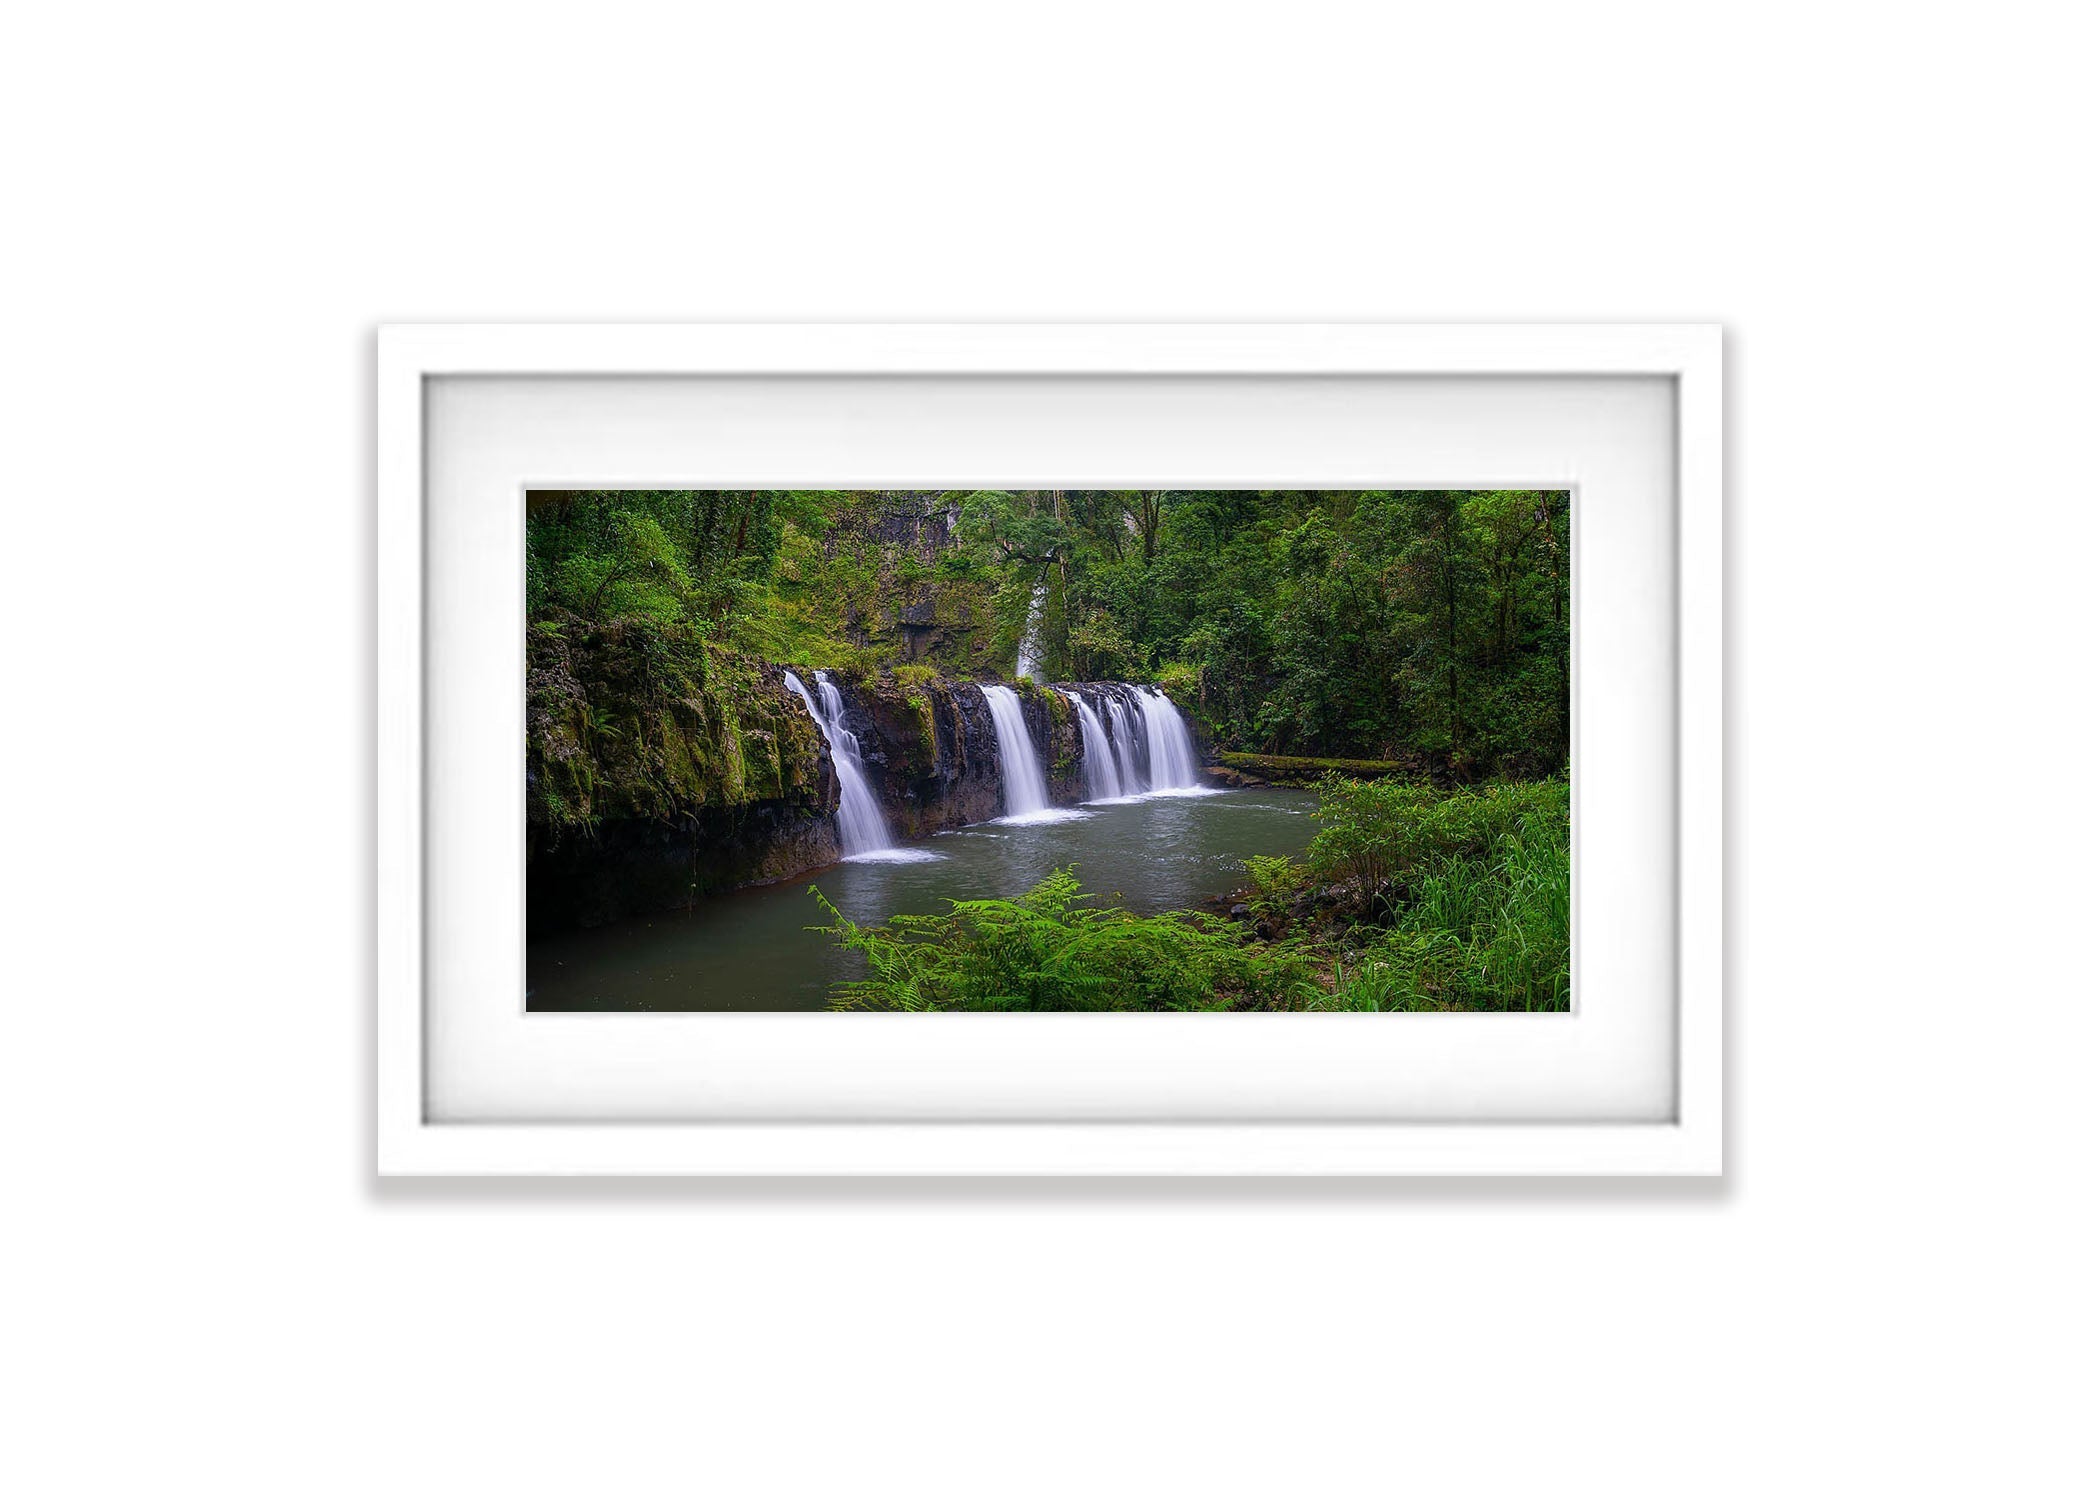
[1104,691,1146,792]
[1015,581,1047,682]
[784,669,909,859]
[1131,685,1203,792]
[981,684,1052,818]
[1061,689,1125,800]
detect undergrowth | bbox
[1300,778,1570,1011]
[812,868,1314,1012]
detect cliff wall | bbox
[527,615,1092,930]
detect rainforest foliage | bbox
[527,487,1570,777]
[529,489,1572,1011]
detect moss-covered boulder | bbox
[527,614,842,928]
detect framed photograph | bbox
[378,324,1721,1175]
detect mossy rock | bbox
[908,690,939,768]
[528,615,834,827]
[1218,752,1414,787]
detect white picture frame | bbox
[378,324,1722,1176]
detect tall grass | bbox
[1303,780,1570,1012]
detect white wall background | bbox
[4,4,2093,1496]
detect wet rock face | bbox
[528,800,842,931]
[833,677,1003,834]
[855,493,961,564]
[822,497,994,670]
[822,676,1091,827]
[526,625,847,931]
[1022,685,1086,806]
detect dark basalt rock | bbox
[528,796,841,932]
[823,676,1085,834]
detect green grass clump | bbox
[812,868,1313,1012]
[1156,660,1200,700]
[1304,778,1569,1011]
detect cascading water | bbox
[1132,685,1204,792]
[785,669,937,861]
[1061,689,1125,800]
[1015,581,1047,682]
[981,684,1057,820]
[788,664,1199,863]
[1053,681,1210,801]
[1103,691,1146,792]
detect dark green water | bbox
[526,786,1317,1011]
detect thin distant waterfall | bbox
[784,669,894,856]
[1061,689,1125,800]
[1015,581,1047,682]
[981,685,1050,817]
